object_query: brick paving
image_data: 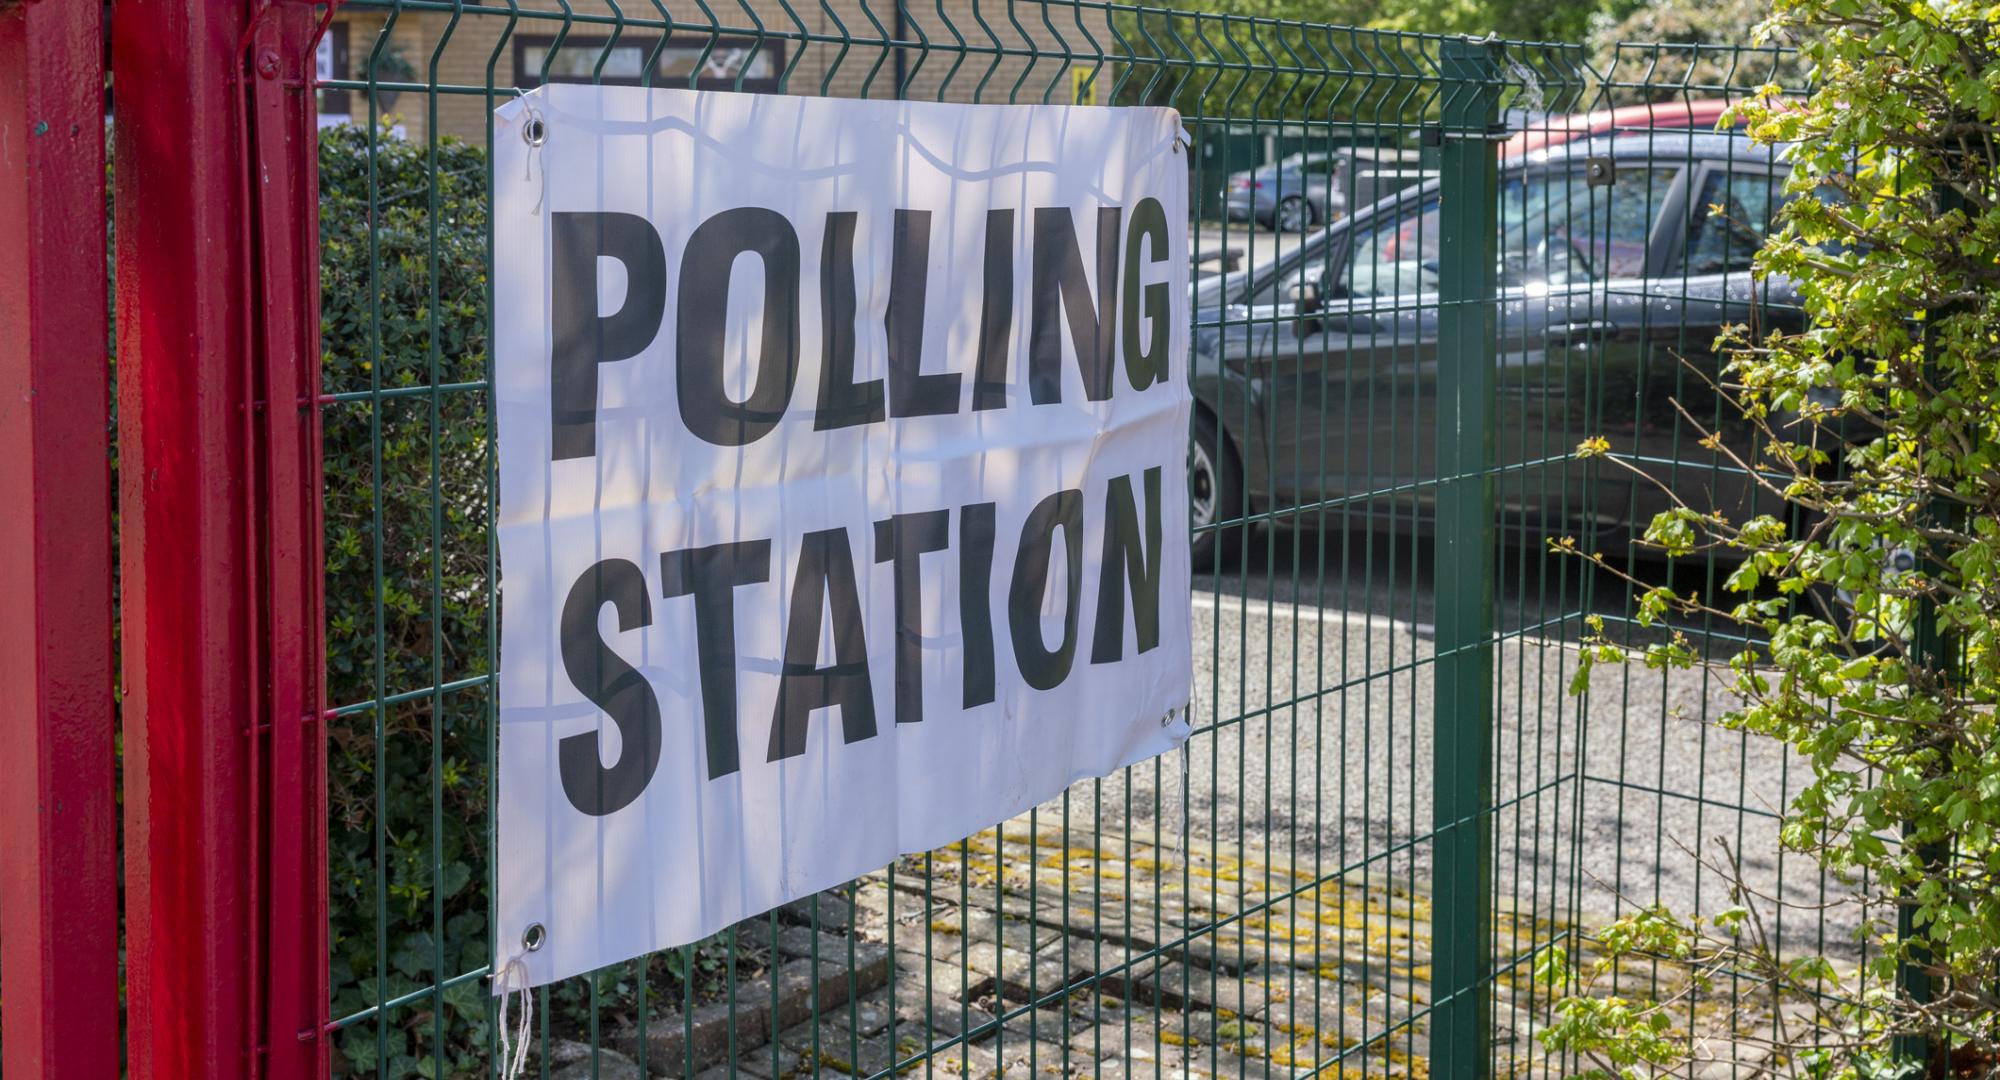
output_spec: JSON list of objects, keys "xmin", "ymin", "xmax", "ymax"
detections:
[
  {"xmin": 569, "ymin": 811, "xmax": 1817, "ymax": 1080},
  {"xmin": 831, "ymin": 816, "xmax": 1563, "ymax": 1080}
]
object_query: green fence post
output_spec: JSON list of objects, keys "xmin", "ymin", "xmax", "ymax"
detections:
[
  {"xmin": 1892, "ymin": 180, "xmax": 1965, "ymax": 1077},
  {"xmin": 1431, "ymin": 34, "xmax": 1501, "ymax": 1080}
]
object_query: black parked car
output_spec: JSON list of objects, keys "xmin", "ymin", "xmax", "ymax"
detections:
[{"xmin": 1190, "ymin": 133, "xmax": 1799, "ymax": 565}]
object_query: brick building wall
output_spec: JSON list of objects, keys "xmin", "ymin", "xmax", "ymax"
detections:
[{"xmin": 327, "ymin": 0, "xmax": 1118, "ymax": 148}]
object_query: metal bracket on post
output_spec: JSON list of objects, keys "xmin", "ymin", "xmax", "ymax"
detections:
[
  {"xmin": 1419, "ymin": 122, "xmax": 1512, "ymax": 147},
  {"xmin": 244, "ymin": 3, "xmax": 334, "ymax": 1076},
  {"xmin": 1430, "ymin": 35, "xmax": 1502, "ymax": 1080}
]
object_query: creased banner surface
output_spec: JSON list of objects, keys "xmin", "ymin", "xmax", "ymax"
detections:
[{"xmin": 494, "ymin": 85, "xmax": 1193, "ymax": 988}]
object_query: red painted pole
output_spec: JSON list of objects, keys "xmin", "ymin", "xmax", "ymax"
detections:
[
  {"xmin": 114, "ymin": 0, "xmax": 329, "ymax": 1075},
  {"xmin": 113, "ymin": 0, "xmax": 256, "ymax": 1072},
  {"xmin": 244, "ymin": 2, "xmax": 333, "ymax": 1075},
  {"xmin": 0, "ymin": 1, "xmax": 122, "ymax": 1075}
]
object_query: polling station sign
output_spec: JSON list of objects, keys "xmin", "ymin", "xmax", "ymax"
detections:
[{"xmin": 492, "ymin": 85, "xmax": 1193, "ymax": 989}]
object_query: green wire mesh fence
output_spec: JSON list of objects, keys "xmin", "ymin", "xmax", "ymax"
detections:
[{"xmin": 315, "ymin": 5, "xmax": 1819, "ymax": 1075}]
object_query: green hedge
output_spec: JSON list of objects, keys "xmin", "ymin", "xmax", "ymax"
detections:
[
  {"xmin": 321, "ymin": 122, "xmax": 495, "ymax": 1076},
  {"xmin": 319, "ymin": 123, "xmax": 756, "ymax": 1076}
]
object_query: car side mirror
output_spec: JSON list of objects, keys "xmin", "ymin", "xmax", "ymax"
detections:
[{"xmin": 1288, "ymin": 279, "xmax": 1323, "ymax": 337}]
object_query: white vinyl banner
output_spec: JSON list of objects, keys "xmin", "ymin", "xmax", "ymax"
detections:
[{"xmin": 492, "ymin": 85, "xmax": 1193, "ymax": 989}]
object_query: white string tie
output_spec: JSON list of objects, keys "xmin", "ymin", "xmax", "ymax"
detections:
[
  {"xmin": 520, "ymin": 97, "xmax": 549, "ymax": 217},
  {"xmin": 492, "ymin": 956, "xmax": 534, "ymax": 1080}
]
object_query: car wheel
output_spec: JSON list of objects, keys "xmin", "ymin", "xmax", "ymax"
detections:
[
  {"xmin": 1275, "ymin": 195, "xmax": 1312, "ymax": 233},
  {"xmin": 1190, "ymin": 411, "xmax": 1244, "ymax": 571}
]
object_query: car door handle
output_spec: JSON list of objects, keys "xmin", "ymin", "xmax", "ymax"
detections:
[
  {"xmin": 1546, "ymin": 321, "xmax": 1614, "ymax": 348},
  {"xmin": 1298, "ymin": 312, "xmax": 1377, "ymax": 337}
]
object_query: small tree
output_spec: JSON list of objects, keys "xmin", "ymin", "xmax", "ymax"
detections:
[
  {"xmin": 1584, "ymin": 0, "xmax": 1809, "ymax": 105},
  {"xmin": 1544, "ymin": 0, "xmax": 2000, "ymax": 1076}
]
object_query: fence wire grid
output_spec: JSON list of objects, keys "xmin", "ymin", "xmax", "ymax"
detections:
[{"xmin": 312, "ymin": 5, "xmax": 1826, "ymax": 1077}]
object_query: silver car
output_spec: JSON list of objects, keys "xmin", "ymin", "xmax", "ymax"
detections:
[{"xmin": 1222, "ymin": 147, "xmax": 1430, "ymax": 231}]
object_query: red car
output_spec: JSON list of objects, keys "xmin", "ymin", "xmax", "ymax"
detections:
[{"xmin": 1502, "ymin": 98, "xmax": 1739, "ymax": 158}]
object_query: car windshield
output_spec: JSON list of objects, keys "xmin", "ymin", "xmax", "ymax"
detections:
[{"xmin": 1240, "ymin": 159, "xmax": 1681, "ymax": 305}]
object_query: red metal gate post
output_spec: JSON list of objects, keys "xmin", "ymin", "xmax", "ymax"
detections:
[
  {"xmin": 0, "ymin": 1, "xmax": 122, "ymax": 1075},
  {"xmin": 244, "ymin": 2, "xmax": 334, "ymax": 1075},
  {"xmin": 113, "ymin": 0, "xmax": 330, "ymax": 1076}
]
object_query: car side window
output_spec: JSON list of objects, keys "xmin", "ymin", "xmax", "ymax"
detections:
[
  {"xmin": 1344, "ymin": 196, "xmax": 1442, "ymax": 298},
  {"xmin": 1683, "ymin": 168, "xmax": 1785, "ymax": 275},
  {"xmin": 1499, "ymin": 167, "xmax": 1675, "ymax": 286},
  {"xmin": 1243, "ymin": 191, "xmax": 1439, "ymax": 306}
]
